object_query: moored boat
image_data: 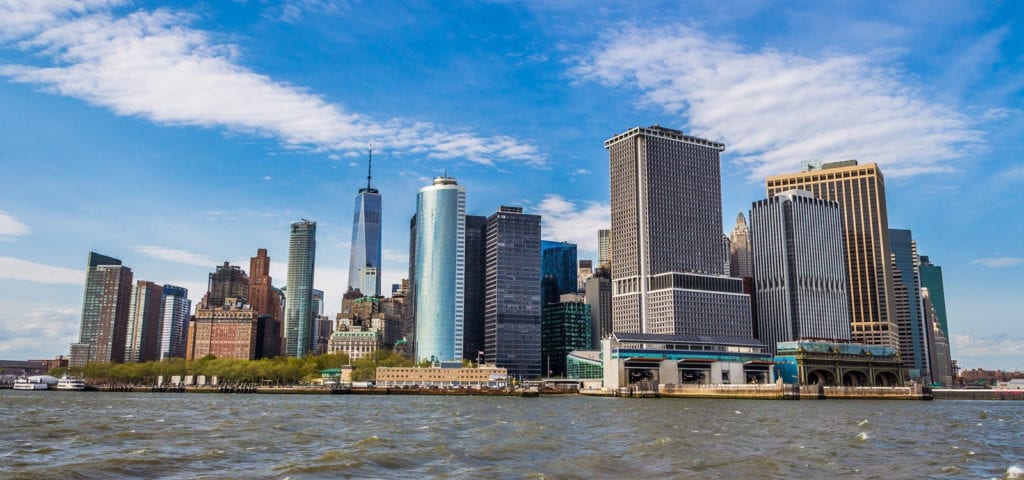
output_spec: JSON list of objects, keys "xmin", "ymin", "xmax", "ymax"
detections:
[
  {"xmin": 13, "ymin": 377, "xmax": 50, "ymax": 390},
  {"xmin": 56, "ymin": 375, "xmax": 87, "ymax": 391}
]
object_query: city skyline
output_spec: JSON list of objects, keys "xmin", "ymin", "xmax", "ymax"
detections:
[{"xmin": 0, "ymin": 1, "xmax": 1021, "ymax": 370}]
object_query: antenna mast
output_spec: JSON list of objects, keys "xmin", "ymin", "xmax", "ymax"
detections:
[{"xmin": 366, "ymin": 146, "xmax": 373, "ymax": 190}]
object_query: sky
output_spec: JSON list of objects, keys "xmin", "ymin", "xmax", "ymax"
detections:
[{"xmin": 0, "ymin": 0, "xmax": 1021, "ymax": 370}]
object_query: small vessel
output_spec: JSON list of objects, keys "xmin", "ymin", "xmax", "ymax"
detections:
[
  {"xmin": 56, "ymin": 375, "xmax": 86, "ymax": 391},
  {"xmin": 13, "ymin": 377, "xmax": 49, "ymax": 390}
]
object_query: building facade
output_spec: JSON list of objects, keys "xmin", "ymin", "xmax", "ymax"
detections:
[
  {"xmin": 462, "ymin": 215, "xmax": 487, "ymax": 361},
  {"xmin": 347, "ymin": 153, "xmax": 383, "ymax": 296},
  {"xmin": 597, "ymin": 228, "xmax": 610, "ymax": 269},
  {"xmin": 124, "ymin": 280, "xmax": 164, "ymax": 363},
  {"xmin": 766, "ymin": 161, "xmax": 898, "ymax": 348},
  {"xmin": 414, "ymin": 176, "xmax": 466, "ymax": 363},
  {"xmin": 158, "ymin": 285, "xmax": 191, "ymax": 360},
  {"xmin": 485, "ymin": 206, "xmax": 542, "ymax": 378},
  {"xmin": 728, "ymin": 212, "xmax": 753, "ymax": 278},
  {"xmin": 204, "ymin": 262, "xmax": 249, "ymax": 308},
  {"xmin": 919, "ymin": 256, "xmax": 949, "ymax": 338},
  {"xmin": 186, "ymin": 300, "xmax": 261, "ymax": 361},
  {"xmin": 541, "ymin": 240, "xmax": 578, "ymax": 295},
  {"xmin": 584, "ymin": 267, "xmax": 612, "ymax": 349},
  {"xmin": 889, "ymin": 229, "xmax": 929, "ymax": 379},
  {"xmin": 285, "ymin": 220, "xmax": 317, "ymax": 357},
  {"xmin": 605, "ymin": 125, "xmax": 752, "ymax": 338},
  {"xmin": 327, "ymin": 329, "xmax": 382, "ymax": 361},
  {"xmin": 750, "ymin": 190, "xmax": 852, "ymax": 355},
  {"xmin": 541, "ymin": 301, "xmax": 592, "ymax": 377},
  {"xmin": 71, "ymin": 252, "xmax": 134, "ymax": 366}
]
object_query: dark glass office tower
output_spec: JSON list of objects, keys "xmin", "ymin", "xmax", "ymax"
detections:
[
  {"xmin": 485, "ymin": 206, "xmax": 542, "ymax": 378},
  {"xmin": 541, "ymin": 240, "xmax": 578, "ymax": 295}
]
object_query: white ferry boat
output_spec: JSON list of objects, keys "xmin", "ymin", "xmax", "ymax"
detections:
[
  {"xmin": 13, "ymin": 377, "xmax": 49, "ymax": 390},
  {"xmin": 56, "ymin": 375, "xmax": 86, "ymax": 391}
]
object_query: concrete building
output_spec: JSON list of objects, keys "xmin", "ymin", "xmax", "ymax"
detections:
[
  {"xmin": 597, "ymin": 228, "xmax": 610, "ymax": 269},
  {"xmin": 187, "ymin": 299, "xmax": 267, "ymax": 361},
  {"xmin": 158, "ymin": 285, "xmax": 191, "ymax": 360},
  {"xmin": 125, "ymin": 280, "xmax": 164, "ymax": 363},
  {"xmin": 541, "ymin": 240, "xmax": 578, "ymax": 295},
  {"xmin": 71, "ymin": 252, "xmax": 133, "ymax": 366},
  {"xmin": 204, "ymin": 262, "xmax": 249, "ymax": 308},
  {"xmin": 602, "ymin": 333, "xmax": 773, "ymax": 390},
  {"xmin": 750, "ymin": 190, "xmax": 851, "ymax": 355},
  {"xmin": 377, "ymin": 366, "xmax": 508, "ymax": 387},
  {"xmin": 584, "ymin": 267, "xmax": 612, "ymax": 349},
  {"xmin": 347, "ymin": 151, "xmax": 383, "ymax": 296},
  {"xmin": 766, "ymin": 160, "xmax": 899, "ymax": 349},
  {"xmin": 604, "ymin": 126, "xmax": 753, "ymax": 338},
  {"xmin": 327, "ymin": 329, "xmax": 381, "ymax": 361},
  {"xmin": 577, "ymin": 260, "xmax": 593, "ymax": 293},
  {"xmin": 413, "ymin": 176, "xmax": 466, "ymax": 364},
  {"xmin": 485, "ymin": 206, "xmax": 542, "ymax": 379},
  {"xmin": 285, "ymin": 220, "xmax": 317, "ymax": 357},
  {"xmin": 728, "ymin": 212, "xmax": 753, "ymax": 278}
]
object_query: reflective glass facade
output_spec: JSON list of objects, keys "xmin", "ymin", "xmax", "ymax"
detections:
[
  {"xmin": 285, "ymin": 220, "xmax": 317, "ymax": 357},
  {"xmin": 541, "ymin": 240, "xmax": 578, "ymax": 294},
  {"xmin": 414, "ymin": 177, "xmax": 466, "ymax": 363},
  {"xmin": 158, "ymin": 285, "xmax": 191, "ymax": 360},
  {"xmin": 348, "ymin": 187, "xmax": 382, "ymax": 296}
]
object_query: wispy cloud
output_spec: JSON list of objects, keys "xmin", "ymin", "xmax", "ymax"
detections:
[
  {"xmin": 0, "ymin": 302, "xmax": 80, "ymax": 357},
  {"xmin": 0, "ymin": 257, "xmax": 84, "ymax": 284},
  {"xmin": 0, "ymin": 0, "xmax": 122, "ymax": 40},
  {"xmin": 134, "ymin": 245, "xmax": 215, "ymax": 268},
  {"xmin": 951, "ymin": 334, "xmax": 1024, "ymax": 370},
  {"xmin": 0, "ymin": 210, "xmax": 30, "ymax": 238},
  {"xmin": 0, "ymin": 5, "xmax": 545, "ymax": 167},
  {"xmin": 970, "ymin": 257, "xmax": 1023, "ymax": 268},
  {"xmin": 573, "ymin": 25, "xmax": 980, "ymax": 179},
  {"xmin": 535, "ymin": 194, "xmax": 609, "ymax": 254}
]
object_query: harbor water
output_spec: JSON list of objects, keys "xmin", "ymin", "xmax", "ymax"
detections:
[{"xmin": 1, "ymin": 390, "xmax": 1022, "ymax": 479}]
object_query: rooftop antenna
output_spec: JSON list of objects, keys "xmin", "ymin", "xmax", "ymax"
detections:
[{"xmin": 366, "ymin": 145, "xmax": 373, "ymax": 190}]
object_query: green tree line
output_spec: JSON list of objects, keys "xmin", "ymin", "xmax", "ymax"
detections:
[{"xmin": 49, "ymin": 350, "xmax": 424, "ymax": 384}]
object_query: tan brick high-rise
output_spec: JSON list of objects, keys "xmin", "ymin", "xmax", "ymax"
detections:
[{"xmin": 766, "ymin": 160, "xmax": 899, "ymax": 349}]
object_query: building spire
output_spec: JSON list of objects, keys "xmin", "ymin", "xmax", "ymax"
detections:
[{"xmin": 366, "ymin": 146, "xmax": 373, "ymax": 190}]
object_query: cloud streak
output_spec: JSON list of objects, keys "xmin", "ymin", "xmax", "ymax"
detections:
[
  {"xmin": 0, "ymin": 210, "xmax": 30, "ymax": 238},
  {"xmin": 970, "ymin": 257, "xmax": 1023, "ymax": 268},
  {"xmin": 0, "ymin": 5, "xmax": 544, "ymax": 167},
  {"xmin": 0, "ymin": 257, "xmax": 84, "ymax": 284},
  {"xmin": 574, "ymin": 25, "xmax": 980, "ymax": 179},
  {"xmin": 134, "ymin": 245, "xmax": 217, "ymax": 268}
]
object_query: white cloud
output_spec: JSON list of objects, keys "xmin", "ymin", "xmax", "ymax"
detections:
[
  {"xmin": 0, "ymin": 210, "xmax": 30, "ymax": 237},
  {"xmin": 134, "ymin": 245, "xmax": 215, "ymax": 268},
  {"xmin": 0, "ymin": 5, "xmax": 545, "ymax": 167},
  {"xmin": 0, "ymin": 257, "xmax": 84, "ymax": 284},
  {"xmin": 574, "ymin": 25, "xmax": 980, "ymax": 179},
  {"xmin": 535, "ymin": 194, "xmax": 609, "ymax": 255},
  {"xmin": 0, "ymin": 303, "xmax": 80, "ymax": 358},
  {"xmin": 262, "ymin": 175, "xmax": 272, "ymax": 181},
  {"xmin": 970, "ymin": 257, "xmax": 1023, "ymax": 268},
  {"xmin": 0, "ymin": 0, "xmax": 122, "ymax": 41},
  {"xmin": 951, "ymin": 334, "xmax": 1024, "ymax": 370}
]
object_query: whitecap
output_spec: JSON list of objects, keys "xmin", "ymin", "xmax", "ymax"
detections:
[
  {"xmin": 858, "ymin": 420, "xmax": 869, "ymax": 426},
  {"xmin": 1005, "ymin": 466, "xmax": 1024, "ymax": 479},
  {"xmin": 855, "ymin": 432, "xmax": 869, "ymax": 441}
]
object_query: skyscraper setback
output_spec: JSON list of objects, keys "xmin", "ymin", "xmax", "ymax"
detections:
[
  {"xmin": 605, "ymin": 125, "xmax": 752, "ymax": 338},
  {"xmin": 413, "ymin": 176, "xmax": 466, "ymax": 363},
  {"xmin": 285, "ymin": 220, "xmax": 317, "ymax": 357},
  {"xmin": 347, "ymin": 151, "xmax": 383, "ymax": 297},
  {"xmin": 766, "ymin": 160, "xmax": 899, "ymax": 349}
]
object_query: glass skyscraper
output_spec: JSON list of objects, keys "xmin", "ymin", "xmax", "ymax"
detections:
[
  {"xmin": 541, "ymin": 240, "xmax": 577, "ymax": 295},
  {"xmin": 890, "ymin": 229, "xmax": 929, "ymax": 379},
  {"xmin": 70, "ymin": 252, "xmax": 133, "ymax": 366},
  {"xmin": 414, "ymin": 176, "xmax": 466, "ymax": 363},
  {"xmin": 285, "ymin": 220, "xmax": 317, "ymax": 357},
  {"xmin": 347, "ymin": 153, "xmax": 382, "ymax": 296},
  {"xmin": 158, "ymin": 284, "xmax": 191, "ymax": 360}
]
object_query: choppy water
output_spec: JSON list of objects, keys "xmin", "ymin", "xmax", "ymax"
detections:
[{"xmin": 1, "ymin": 390, "xmax": 1022, "ymax": 479}]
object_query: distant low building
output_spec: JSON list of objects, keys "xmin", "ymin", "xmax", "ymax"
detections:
[
  {"xmin": 773, "ymin": 341, "xmax": 903, "ymax": 386},
  {"xmin": 327, "ymin": 329, "xmax": 381, "ymax": 361},
  {"xmin": 376, "ymin": 366, "xmax": 509, "ymax": 387}
]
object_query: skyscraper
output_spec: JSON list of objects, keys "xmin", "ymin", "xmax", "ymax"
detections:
[
  {"xmin": 889, "ymin": 229, "xmax": 929, "ymax": 379},
  {"xmin": 597, "ymin": 228, "xmax": 610, "ymax": 269},
  {"xmin": 285, "ymin": 220, "xmax": 317, "ymax": 357},
  {"xmin": 605, "ymin": 125, "xmax": 752, "ymax": 338},
  {"xmin": 125, "ymin": 280, "xmax": 164, "ymax": 363},
  {"xmin": 414, "ymin": 176, "xmax": 466, "ymax": 363},
  {"xmin": 750, "ymin": 190, "xmax": 851, "ymax": 355},
  {"xmin": 249, "ymin": 248, "xmax": 276, "ymax": 317},
  {"xmin": 462, "ymin": 215, "xmax": 487, "ymax": 361},
  {"xmin": 541, "ymin": 240, "xmax": 578, "ymax": 294},
  {"xmin": 541, "ymin": 300, "xmax": 592, "ymax": 377},
  {"xmin": 728, "ymin": 212, "xmax": 752, "ymax": 278},
  {"xmin": 766, "ymin": 160, "xmax": 898, "ymax": 348},
  {"xmin": 203, "ymin": 262, "xmax": 249, "ymax": 308},
  {"xmin": 584, "ymin": 266, "xmax": 612, "ymax": 349},
  {"xmin": 577, "ymin": 259, "xmax": 594, "ymax": 293},
  {"xmin": 71, "ymin": 252, "xmax": 133, "ymax": 366},
  {"xmin": 485, "ymin": 206, "xmax": 542, "ymax": 378},
  {"xmin": 919, "ymin": 256, "xmax": 949, "ymax": 338},
  {"xmin": 347, "ymin": 151, "xmax": 383, "ymax": 296},
  {"xmin": 158, "ymin": 284, "xmax": 191, "ymax": 360}
]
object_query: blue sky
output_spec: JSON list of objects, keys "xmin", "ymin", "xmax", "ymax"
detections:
[{"xmin": 0, "ymin": 1, "xmax": 1021, "ymax": 370}]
